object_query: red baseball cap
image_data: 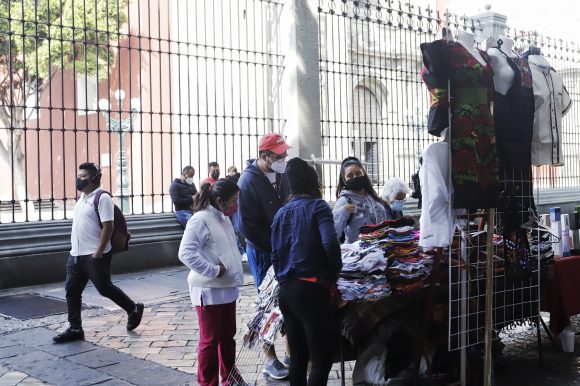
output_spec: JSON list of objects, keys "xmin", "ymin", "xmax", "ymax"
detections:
[{"xmin": 258, "ymin": 133, "xmax": 291, "ymax": 155}]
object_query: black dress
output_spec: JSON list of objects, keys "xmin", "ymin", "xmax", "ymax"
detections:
[{"xmin": 493, "ymin": 48, "xmax": 535, "ymax": 168}]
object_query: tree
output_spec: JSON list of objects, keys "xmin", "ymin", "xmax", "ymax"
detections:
[{"xmin": 0, "ymin": 0, "xmax": 127, "ymax": 217}]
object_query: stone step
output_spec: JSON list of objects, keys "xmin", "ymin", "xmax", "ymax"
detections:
[{"xmin": 0, "ymin": 213, "xmax": 183, "ymax": 259}]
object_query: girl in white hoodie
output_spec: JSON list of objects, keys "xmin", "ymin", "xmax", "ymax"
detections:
[{"xmin": 178, "ymin": 178, "xmax": 245, "ymax": 386}]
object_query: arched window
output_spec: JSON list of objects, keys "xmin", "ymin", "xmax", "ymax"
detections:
[{"xmin": 351, "ymin": 85, "xmax": 382, "ymax": 183}]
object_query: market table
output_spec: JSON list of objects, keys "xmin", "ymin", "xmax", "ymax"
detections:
[{"xmin": 541, "ymin": 255, "xmax": 580, "ymax": 335}]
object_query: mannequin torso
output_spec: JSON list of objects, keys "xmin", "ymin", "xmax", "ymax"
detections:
[
  {"xmin": 456, "ymin": 30, "xmax": 487, "ymax": 66},
  {"xmin": 487, "ymin": 35, "xmax": 516, "ymax": 95}
]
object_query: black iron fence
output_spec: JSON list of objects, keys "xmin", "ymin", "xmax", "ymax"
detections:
[
  {"xmin": 0, "ymin": 0, "xmax": 285, "ymax": 223},
  {"xmin": 0, "ymin": 0, "xmax": 579, "ymax": 223},
  {"xmin": 317, "ymin": 0, "xmax": 580, "ymax": 199}
]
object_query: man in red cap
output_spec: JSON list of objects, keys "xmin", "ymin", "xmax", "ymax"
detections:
[{"xmin": 232, "ymin": 132, "xmax": 291, "ymax": 379}]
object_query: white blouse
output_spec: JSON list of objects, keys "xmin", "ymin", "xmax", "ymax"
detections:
[
  {"xmin": 528, "ymin": 55, "xmax": 573, "ymax": 166},
  {"xmin": 419, "ymin": 141, "xmax": 457, "ymax": 249}
]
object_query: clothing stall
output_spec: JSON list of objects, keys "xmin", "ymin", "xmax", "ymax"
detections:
[{"xmin": 418, "ymin": 19, "xmax": 572, "ymax": 386}]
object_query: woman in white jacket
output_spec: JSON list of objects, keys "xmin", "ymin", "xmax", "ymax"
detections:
[{"xmin": 178, "ymin": 178, "xmax": 245, "ymax": 386}]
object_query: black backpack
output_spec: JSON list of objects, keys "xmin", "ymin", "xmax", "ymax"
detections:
[{"xmin": 93, "ymin": 191, "xmax": 131, "ymax": 253}]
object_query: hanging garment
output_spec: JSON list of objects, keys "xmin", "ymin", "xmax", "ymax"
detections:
[
  {"xmin": 418, "ymin": 141, "xmax": 455, "ymax": 249},
  {"xmin": 497, "ymin": 183, "xmax": 535, "ymax": 282},
  {"xmin": 420, "ymin": 40, "xmax": 499, "ymax": 209},
  {"xmin": 493, "ymin": 49, "xmax": 535, "ymax": 168},
  {"xmin": 527, "ymin": 55, "xmax": 572, "ymax": 166}
]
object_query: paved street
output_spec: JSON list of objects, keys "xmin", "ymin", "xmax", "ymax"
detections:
[
  {"xmin": 0, "ymin": 267, "xmax": 353, "ymax": 386},
  {"xmin": 0, "ymin": 266, "xmax": 579, "ymax": 386}
]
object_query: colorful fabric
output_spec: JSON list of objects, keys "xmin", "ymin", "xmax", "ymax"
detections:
[{"xmin": 420, "ymin": 40, "xmax": 499, "ymax": 210}]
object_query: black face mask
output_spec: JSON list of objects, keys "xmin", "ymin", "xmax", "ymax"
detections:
[
  {"xmin": 76, "ymin": 178, "xmax": 90, "ymax": 191},
  {"xmin": 211, "ymin": 171, "xmax": 220, "ymax": 180},
  {"xmin": 345, "ymin": 175, "xmax": 367, "ymax": 192}
]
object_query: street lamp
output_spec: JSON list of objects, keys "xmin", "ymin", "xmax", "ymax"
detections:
[{"xmin": 98, "ymin": 90, "xmax": 140, "ymax": 213}]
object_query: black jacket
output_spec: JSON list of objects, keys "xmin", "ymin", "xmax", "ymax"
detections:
[
  {"xmin": 169, "ymin": 178, "xmax": 197, "ymax": 210},
  {"xmin": 232, "ymin": 159, "xmax": 290, "ymax": 252}
]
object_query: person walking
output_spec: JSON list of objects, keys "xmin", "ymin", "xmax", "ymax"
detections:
[
  {"xmin": 333, "ymin": 157, "xmax": 386, "ymax": 243},
  {"xmin": 233, "ymin": 132, "xmax": 290, "ymax": 379},
  {"xmin": 271, "ymin": 157, "xmax": 342, "ymax": 386},
  {"xmin": 53, "ymin": 162, "xmax": 144, "ymax": 344},
  {"xmin": 178, "ymin": 179, "xmax": 246, "ymax": 386},
  {"xmin": 169, "ymin": 165, "xmax": 198, "ymax": 227}
]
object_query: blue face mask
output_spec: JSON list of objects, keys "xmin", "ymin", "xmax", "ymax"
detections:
[{"xmin": 391, "ymin": 200, "xmax": 405, "ymax": 212}]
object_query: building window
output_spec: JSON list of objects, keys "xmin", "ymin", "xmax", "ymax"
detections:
[{"xmin": 364, "ymin": 141, "xmax": 378, "ymax": 183}]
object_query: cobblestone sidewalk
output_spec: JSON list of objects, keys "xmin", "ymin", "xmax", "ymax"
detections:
[{"xmin": 2, "ymin": 266, "xmax": 580, "ymax": 385}]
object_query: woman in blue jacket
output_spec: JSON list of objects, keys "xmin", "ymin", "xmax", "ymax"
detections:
[{"xmin": 271, "ymin": 157, "xmax": 342, "ymax": 386}]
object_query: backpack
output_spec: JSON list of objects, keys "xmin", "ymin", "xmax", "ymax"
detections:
[{"xmin": 93, "ymin": 190, "xmax": 131, "ymax": 253}]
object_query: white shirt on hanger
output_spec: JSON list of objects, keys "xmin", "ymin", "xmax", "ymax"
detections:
[{"xmin": 419, "ymin": 139, "xmax": 457, "ymax": 249}]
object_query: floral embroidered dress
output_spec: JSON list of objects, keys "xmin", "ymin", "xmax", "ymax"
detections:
[{"xmin": 420, "ymin": 40, "xmax": 499, "ymax": 210}]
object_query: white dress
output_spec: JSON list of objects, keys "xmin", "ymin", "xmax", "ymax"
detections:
[{"xmin": 528, "ymin": 55, "xmax": 573, "ymax": 166}]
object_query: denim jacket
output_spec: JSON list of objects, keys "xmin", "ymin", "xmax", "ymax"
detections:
[{"xmin": 271, "ymin": 196, "xmax": 342, "ymax": 284}]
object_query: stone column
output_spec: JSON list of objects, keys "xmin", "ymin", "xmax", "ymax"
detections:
[
  {"xmin": 281, "ymin": 0, "xmax": 322, "ymax": 160},
  {"xmin": 470, "ymin": 4, "xmax": 508, "ymax": 45}
]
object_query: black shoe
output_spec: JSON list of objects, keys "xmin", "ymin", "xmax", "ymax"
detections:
[
  {"xmin": 53, "ymin": 328, "xmax": 84, "ymax": 344},
  {"xmin": 127, "ymin": 303, "xmax": 144, "ymax": 331}
]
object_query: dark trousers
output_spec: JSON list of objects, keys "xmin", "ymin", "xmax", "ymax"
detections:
[
  {"xmin": 195, "ymin": 301, "xmax": 238, "ymax": 386},
  {"xmin": 279, "ymin": 280, "xmax": 337, "ymax": 386},
  {"xmin": 65, "ymin": 253, "xmax": 136, "ymax": 329}
]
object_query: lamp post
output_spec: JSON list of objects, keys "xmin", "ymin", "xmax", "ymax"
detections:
[{"xmin": 98, "ymin": 90, "xmax": 140, "ymax": 213}]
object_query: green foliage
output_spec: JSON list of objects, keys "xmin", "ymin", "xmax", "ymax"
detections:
[{"xmin": 0, "ymin": 0, "xmax": 128, "ymax": 84}]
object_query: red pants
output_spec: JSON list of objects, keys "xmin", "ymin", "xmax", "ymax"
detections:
[{"xmin": 196, "ymin": 301, "xmax": 238, "ymax": 386}]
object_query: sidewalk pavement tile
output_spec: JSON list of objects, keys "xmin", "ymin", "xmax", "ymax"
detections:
[
  {"xmin": 38, "ymin": 340, "xmax": 97, "ymax": 357},
  {"xmin": 99, "ymin": 358, "xmax": 191, "ymax": 386},
  {"xmin": 66, "ymin": 347, "xmax": 133, "ymax": 369},
  {"xmin": 3, "ymin": 328, "xmax": 56, "ymax": 348},
  {"xmin": 3, "ymin": 351, "xmax": 112, "ymax": 386},
  {"xmin": 0, "ymin": 345, "xmax": 32, "ymax": 360}
]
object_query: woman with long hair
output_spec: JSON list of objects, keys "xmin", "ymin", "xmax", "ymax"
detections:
[
  {"xmin": 333, "ymin": 157, "xmax": 386, "ymax": 243},
  {"xmin": 271, "ymin": 157, "xmax": 342, "ymax": 386},
  {"xmin": 178, "ymin": 179, "xmax": 246, "ymax": 386}
]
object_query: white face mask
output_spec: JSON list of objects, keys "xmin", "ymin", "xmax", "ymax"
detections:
[
  {"xmin": 185, "ymin": 177, "xmax": 194, "ymax": 185},
  {"xmin": 270, "ymin": 159, "xmax": 287, "ymax": 174}
]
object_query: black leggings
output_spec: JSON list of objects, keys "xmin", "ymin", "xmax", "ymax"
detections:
[{"xmin": 279, "ymin": 279, "xmax": 338, "ymax": 386}]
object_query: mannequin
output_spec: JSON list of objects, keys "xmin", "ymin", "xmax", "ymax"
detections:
[
  {"xmin": 487, "ymin": 33, "xmax": 534, "ymax": 169},
  {"xmin": 487, "ymin": 35, "xmax": 516, "ymax": 95},
  {"xmin": 456, "ymin": 30, "xmax": 487, "ymax": 66}
]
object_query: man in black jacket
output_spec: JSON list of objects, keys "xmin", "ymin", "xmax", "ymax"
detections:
[
  {"xmin": 233, "ymin": 133, "xmax": 291, "ymax": 379},
  {"xmin": 169, "ymin": 166, "xmax": 197, "ymax": 227}
]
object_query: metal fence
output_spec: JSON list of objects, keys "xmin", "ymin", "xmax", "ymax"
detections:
[
  {"xmin": 0, "ymin": 0, "xmax": 579, "ymax": 223},
  {"xmin": 317, "ymin": 0, "xmax": 580, "ymax": 199},
  {"xmin": 0, "ymin": 0, "xmax": 285, "ymax": 223}
]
